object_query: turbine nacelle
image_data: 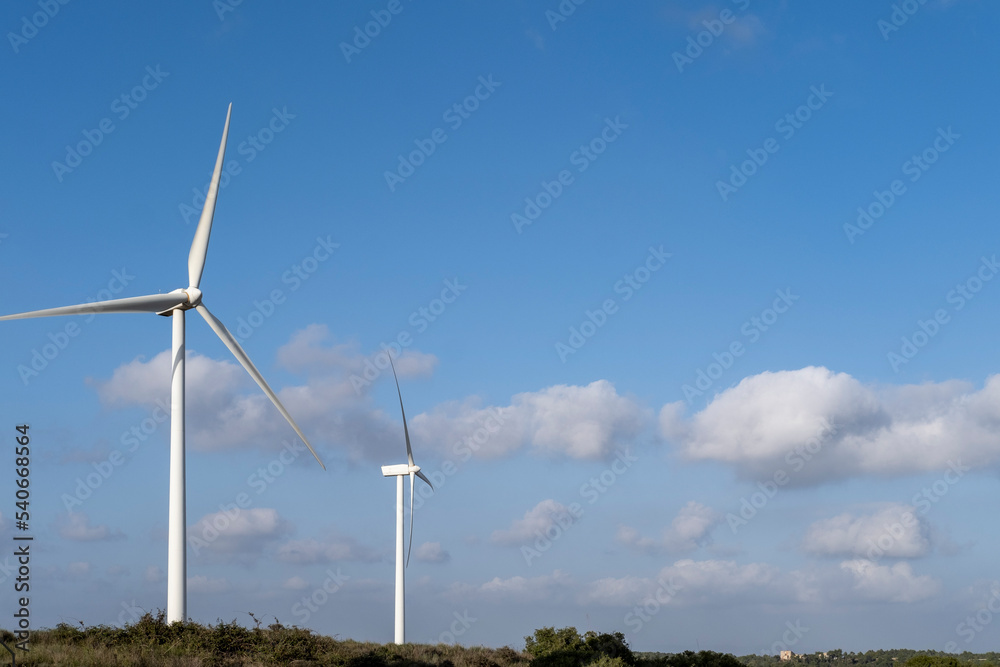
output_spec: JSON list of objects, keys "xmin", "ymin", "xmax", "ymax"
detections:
[
  {"xmin": 155, "ymin": 287, "xmax": 204, "ymax": 316},
  {"xmin": 381, "ymin": 463, "xmax": 420, "ymax": 477}
]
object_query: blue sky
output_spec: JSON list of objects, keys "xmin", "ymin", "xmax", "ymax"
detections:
[{"xmin": 1, "ymin": 0, "xmax": 999, "ymax": 655}]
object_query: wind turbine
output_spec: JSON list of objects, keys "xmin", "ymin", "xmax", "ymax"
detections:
[
  {"xmin": 381, "ymin": 356, "xmax": 433, "ymax": 644},
  {"xmin": 0, "ymin": 105, "xmax": 325, "ymax": 623}
]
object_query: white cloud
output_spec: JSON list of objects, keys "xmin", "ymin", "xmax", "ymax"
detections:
[
  {"xmin": 448, "ymin": 570, "xmax": 573, "ymax": 603},
  {"xmin": 283, "ymin": 576, "xmax": 310, "ymax": 590},
  {"xmin": 578, "ymin": 559, "xmax": 784, "ymax": 607},
  {"xmin": 617, "ymin": 501, "xmax": 722, "ymax": 554},
  {"xmin": 94, "ymin": 348, "xmax": 246, "ymax": 409},
  {"xmin": 491, "ymin": 500, "xmax": 575, "ymax": 546},
  {"xmin": 415, "ymin": 380, "xmax": 648, "ymax": 461},
  {"xmin": 189, "ymin": 575, "xmax": 231, "ymax": 593},
  {"xmin": 92, "ymin": 327, "xmax": 648, "ymax": 465},
  {"xmin": 276, "ymin": 324, "xmax": 438, "ymax": 380},
  {"xmin": 661, "ymin": 366, "xmax": 1000, "ymax": 483},
  {"xmin": 144, "ymin": 565, "xmax": 165, "ymax": 583},
  {"xmin": 414, "ymin": 541, "xmax": 450, "ymax": 563},
  {"xmin": 838, "ymin": 560, "xmax": 940, "ymax": 603},
  {"xmin": 276, "ymin": 533, "xmax": 379, "ymax": 564},
  {"xmin": 579, "ymin": 557, "xmax": 941, "ymax": 608},
  {"xmin": 57, "ymin": 512, "xmax": 124, "ymax": 542},
  {"xmin": 189, "ymin": 508, "xmax": 292, "ymax": 562},
  {"xmin": 802, "ymin": 504, "xmax": 930, "ymax": 559}
]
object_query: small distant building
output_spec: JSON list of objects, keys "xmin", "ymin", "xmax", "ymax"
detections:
[{"xmin": 780, "ymin": 651, "xmax": 794, "ymax": 661}]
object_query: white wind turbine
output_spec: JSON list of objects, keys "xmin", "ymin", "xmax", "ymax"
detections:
[
  {"xmin": 381, "ymin": 356, "xmax": 433, "ymax": 644},
  {"xmin": 0, "ymin": 105, "xmax": 325, "ymax": 623}
]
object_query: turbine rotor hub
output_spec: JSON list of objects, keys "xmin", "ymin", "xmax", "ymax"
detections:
[{"xmin": 184, "ymin": 287, "xmax": 203, "ymax": 307}]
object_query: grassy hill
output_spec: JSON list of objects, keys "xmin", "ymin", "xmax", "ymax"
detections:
[{"xmin": 1, "ymin": 616, "xmax": 997, "ymax": 667}]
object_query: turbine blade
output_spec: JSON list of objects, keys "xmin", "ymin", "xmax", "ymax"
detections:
[
  {"xmin": 406, "ymin": 471, "xmax": 415, "ymax": 567},
  {"xmin": 416, "ymin": 469, "xmax": 433, "ymax": 490},
  {"xmin": 388, "ymin": 356, "xmax": 415, "ymax": 466},
  {"xmin": 0, "ymin": 292, "xmax": 188, "ymax": 321},
  {"xmin": 194, "ymin": 303, "xmax": 326, "ymax": 470},
  {"xmin": 188, "ymin": 104, "xmax": 232, "ymax": 289}
]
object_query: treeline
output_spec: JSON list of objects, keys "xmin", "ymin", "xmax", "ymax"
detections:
[
  {"xmin": 736, "ymin": 650, "xmax": 1000, "ymax": 667},
  {"xmin": 1, "ymin": 618, "xmax": 995, "ymax": 667}
]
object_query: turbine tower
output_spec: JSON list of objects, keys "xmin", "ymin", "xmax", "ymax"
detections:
[
  {"xmin": 381, "ymin": 357, "xmax": 433, "ymax": 644},
  {"xmin": 0, "ymin": 105, "xmax": 325, "ymax": 623}
]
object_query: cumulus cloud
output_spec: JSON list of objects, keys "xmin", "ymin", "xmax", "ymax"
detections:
[
  {"xmin": 415, "ymin": 380, "xmax": 648, "ymax": 461},
  {"xmin": 277, "ymin": 324, "xmax": 438, "ymax": 380},
  {"xmin": 189, "ymin": 508, "xmax": 292, "ymax": 563},
  {"xmin": 276, "ymin": 533, "xmax": 380, "ymax": 564},
  {"xmin": 57, "ymin": 512, "xmax": 124, "ymax": 542},
  {"xmin": 838, "ymin": 560, "xmax": 940, "ymax": 602},
  {"xmin": 90, "ymin": 332, "xmax": 419, "ymax": 463},
  {"xmin": 92, "ymin": 325, "xmax": 649, "ymax": 465},
  {"xmin": 661, "ymin": 366, "xmax": 999, "ymax": 483},
  {"xmin": 491, "ymin": 500, "xmax": 577, "ymax": 546},
  {"xmin": 579, "ymin": 559, "xmax": 783, "ymax": 607},
  {"xmin": 447, "ymin": 570, "xmax": 573, "ymax": 603},
  {"xmin": 580, "ymin": 558, "xmax": 941, "ymax": 608},
  {"xmin": 414, "ymin": 542, "xmax": 450, "ymax": 563},
  {"xmin": 802, "ymin": 504, "xmax": 930, "ymax": 559},
  {"xmin": 617, "ymin": 501, "xmax": 723, "ymax": 554}
]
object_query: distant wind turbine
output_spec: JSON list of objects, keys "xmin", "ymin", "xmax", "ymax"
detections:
[
  {"xmin": 0, "ymin": 105, "xmax": 325, "ymax": 623},
  {"xmin": 381, "ymin": 356, "xmax": 433, "ymax": 644}
]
